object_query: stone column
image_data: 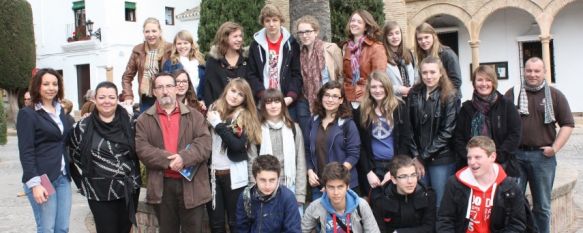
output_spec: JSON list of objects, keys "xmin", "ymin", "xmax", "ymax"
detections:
[
  {"xmin": 106, "ymin": 66, "xmax": 113, "ymax": 82},
  {"xmin": 469, "ymin": 40, "xmax": 480, "ymax": 72},
  {"xmin": 539, "ymin": 35, "xmax": 552, "ymax": 83}
]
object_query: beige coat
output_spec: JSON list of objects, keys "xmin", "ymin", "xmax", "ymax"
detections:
[{"xmin": 135, "ymin": 102, "xmax": 212, "ymax": 208}]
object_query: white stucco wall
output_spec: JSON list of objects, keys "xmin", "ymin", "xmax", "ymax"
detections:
[
  {"xmin": 551, "ymin": 1, "xmax": 583, "ymax": 112},
  {"xmin": 28, "ymin": 0, "xmax": 200, "ymax": 111},
  {"xmin": 477, "ymin": 8, "xmax": 535, "ymax": 97}
]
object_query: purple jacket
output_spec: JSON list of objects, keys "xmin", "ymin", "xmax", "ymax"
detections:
[{"xmin": 306, "ymin": 116, "xmax": 361, "ymax": 188}]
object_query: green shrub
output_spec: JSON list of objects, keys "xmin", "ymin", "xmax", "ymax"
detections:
[
  {"xmin": 0, "ymin": 97, "xmax": 6, "ymax": 145},
  {"xmin": 197, "ymin": 0, "xmax": 265, "ymax": 53}
]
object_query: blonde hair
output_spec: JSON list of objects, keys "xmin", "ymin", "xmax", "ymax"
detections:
[
  {"xmin": 142, "ymin": 17, "xmax": 166, "ymax": 60},
  {"xmin": 466, "ymin": 136, "xmax": 496, "ymax": 156},
  {"xmin": 360, "ymin": 71, "xmax": 400, "ymax": 127},
  {"xmin": 471, "ymin": 65, "xmax": 498, "ymax": 91},
  {"xmin": 170, "ymin": 30, "xmax": 205, "ymax": 65},
  {"xmin": 295, "ymin": 15, "xmax": 320, "ymax": 33},
  {"xmin": 213, "ymin": 78, "xmax": 262, "ymax": 144},
  {"xmin": 414, "ymin": 23, "xmax": 443, "ymax": 64},
  {"xmin": 212, "ymin": 21, "xmax": 244, "ymax": 56},
  {"xmin": 259, "ymin": 4, "xmax": 285, "ymax": 24}
]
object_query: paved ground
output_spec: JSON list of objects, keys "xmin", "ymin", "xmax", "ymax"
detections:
[{"xmin": 1, "ymin": 127, "xmax": 583, "ymax": 232}]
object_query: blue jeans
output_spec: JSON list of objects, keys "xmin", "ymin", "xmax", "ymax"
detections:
[
  {"xmin": 139, "ymin": 95, "xmax": 156, "ymax": 112},
  {"xmin": 288, "ymin": 98, "xmax": 311, "ymax": 140},
  {"xmin": 24, "ymin": 174, "xmax": 72, "ymax": 233},
  {"xmin": 421, "ymin": 162, "xmax": 456, "ymax": 209},
  {"xmin": 516, "ymin": 149, "xmax": 555, "ymax": 233}
]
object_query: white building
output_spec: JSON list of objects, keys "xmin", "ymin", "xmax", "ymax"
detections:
[{"xmin": 27, "ymin": 0, "xmax": 201, "ymax": 112}]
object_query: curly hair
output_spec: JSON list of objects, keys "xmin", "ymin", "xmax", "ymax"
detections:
[{"xmin": 312, "ymin": 81, "xmax": 352, "ymax": 120}]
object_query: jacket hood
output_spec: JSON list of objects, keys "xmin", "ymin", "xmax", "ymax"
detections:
[
  {"xmin": 321, "ymin": 189, "xmax": 359, "ymax": 216},
  {"xmin": 253, "ymin": 27, "xmax": 292, "ymax": 50},
  {"xmin": 456, "ymin": 163, "xmax": 506, "ymax": 190},
  {"xmin": 208, "ymin": 45, "xmax": 249, "ymax": 60}
]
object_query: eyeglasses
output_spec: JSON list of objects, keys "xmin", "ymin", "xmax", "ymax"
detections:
[
  {"xmin": 176, "ymin": 80, "xmax": 189, "ymax": 85},
  {"xmin": 396, "ymin": 173, "xmax": 418, "ymax": 181},
  {"xmin": 297, "ymin": 30, "xmax": 315, "ymax": 36},
  {"xmin": 154, "ymin": 84, "xmax": 176, "ymax": 91},
  {"xmin": 323, "ymin": 94, "xmax": 342, "ymax": 100}
]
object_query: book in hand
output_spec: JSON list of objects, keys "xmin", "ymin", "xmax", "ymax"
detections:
[
  {"xmin": 180, "ymin": 165, "xmax": 200, "ymax": 181},
  {"xmin": 40, "ymin": 174, "xmax": 55, "ymax": 196},
  {"xmin": 179, "ymin": 144, "xmax": 200, "ymax": 181}
]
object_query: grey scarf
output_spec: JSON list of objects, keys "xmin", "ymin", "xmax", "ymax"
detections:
[{"xmin": 520, "ymin": 80, "xmax": 556, "ymax": 124}]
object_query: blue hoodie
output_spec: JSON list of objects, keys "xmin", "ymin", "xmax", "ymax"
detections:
[{"xmin": 320, "ymin": 189, "xmax": 360, "ymax": 233}]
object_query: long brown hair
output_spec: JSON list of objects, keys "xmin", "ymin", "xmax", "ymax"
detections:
[
  {"xmin": 414, "ymin": 56, "xmax": 455, "ymax": 103},
  {"xmin": 212, "ymin": 78, "xmax": 261, "ymax": 144},
  {"xmin": 259, "ymin": 89, "xmax": 294, "ymax": 128},
  {"xmin": 172, "ymin": 69, "xmax": 201, "ymax": 111},
  {"xmin": 170, "ymin": 30, "xmax": 205, "ymax": 65},
  {"xmin": 382, "ymin": 21, "xmax": 413, "ymax": 65},
  {"xmin": 212, "ymin": 21, "xmax": 244, "ymax": 56},
  {"xmin": 312, "ymin": 81, "xmax": 352, "ymax": 119},
  {"xmin": 345, "ymin": 9, "xmax": 381, "ymax": 41},
  {"xmin": 360, "ymin": 71, "xmax": 400, "ymax": 127},
  {"xmin": 414, "ymin": 23, "xmax": 443, "ymax": 65}
]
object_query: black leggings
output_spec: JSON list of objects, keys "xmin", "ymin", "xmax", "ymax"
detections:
[
  {"xmin": 88, "ymin": 191, "xmax": 139, "ymax": 233},
  {"xmin": 206, "ymin": 173, "xmax": 245, "ymax": 233}
]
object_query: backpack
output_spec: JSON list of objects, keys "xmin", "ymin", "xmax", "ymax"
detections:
[{"xmin": 503, "ymin": 178, "xmax": 539, "ymax": 233}]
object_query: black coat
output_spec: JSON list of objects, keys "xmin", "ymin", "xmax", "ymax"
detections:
[
  {"xmin": 203, "ymin": 46, "xmax": 248, "ymax": 105},
  {"xmin": 453, "ymin": 92, "xmax": 521, "ymax": 165},
  {"xmin": 371, "ymin": 182, "xmax": 436, "ymax": 233},
  {"xmin": 408, "ymin": 86, "xmax": 459, "ymax": 165},
  {"xmin": 353, "ymin": 102, "xmax": 413, "ymax": 192},
  {"xmin": 438, "ymin": 47, "xmax": 462, "ymax": 91},
  {"xmin": 437, "ymin": 176, "xmax": 527, "ymax": 233}
]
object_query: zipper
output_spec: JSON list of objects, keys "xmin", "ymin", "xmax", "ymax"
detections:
[{"xmin": 258, "ymin": 202, "xmax": 264, "ymax": 233}]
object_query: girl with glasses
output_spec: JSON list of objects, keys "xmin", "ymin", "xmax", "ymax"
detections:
[{"xmin": 306, "ymin": 81, "xmax": 361, "ymax": 200}]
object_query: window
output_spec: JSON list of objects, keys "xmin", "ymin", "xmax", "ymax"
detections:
[
  {"xmin": 71, "ymin": 1, "xmax": 87, "ymax": 40},
  {"xmin": 165, "ymin": 7, "xmax": 174, "ymax": 25},
  {"xmin": 125, "ymin": 2, "xmax": 136, "ymax": 22}
]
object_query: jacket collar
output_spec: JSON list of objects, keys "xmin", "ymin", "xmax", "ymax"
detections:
[{"xmin": 145, "ymin": 101, "xmax": 191, "ymax": 116}]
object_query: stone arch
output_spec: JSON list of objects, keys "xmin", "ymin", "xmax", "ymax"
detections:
[
  {"xmin": 473, "ymin": 0, "xmax": 543, "ymax": 39},
  {"xmin": 544, "ymin": 0, "xmax": 582, "ymax": 35},
  {"xmin": 408, "ymin": 3, "xmax": 472, "ymax": 46}
]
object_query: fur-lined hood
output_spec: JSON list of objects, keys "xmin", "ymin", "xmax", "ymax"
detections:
[{"xmin": 207, "ymin": 45, "xmax": 249, "ymax": 60}]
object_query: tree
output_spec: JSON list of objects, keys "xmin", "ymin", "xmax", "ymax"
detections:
[
  {"xmin": 290, "ymin": 0, "xmax": 332, "ymax": 42},
  {"xmin": 198, "ymin": 0, "xmax": 265, "ymax": 53},
  {"xmin": 330, "ymin": 0, "xmax": 385, "ymax": 44},
  {"xmin": 0, "ymin": 0, "xmax": 36, "ymax": 127},
  {"xmin": 0, "ymin": 95, "xmax": 6, "ymax": 145}
]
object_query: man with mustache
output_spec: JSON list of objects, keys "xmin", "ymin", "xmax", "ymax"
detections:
[{"xmin": 136, "ymin": 72, "xmax": 212, "ymax": 233}]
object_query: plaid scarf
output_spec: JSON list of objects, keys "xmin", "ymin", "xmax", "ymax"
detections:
[
  {"xmin": 141, "ymin": 50, "xmax": 159, "ymax": 97},
  {"xmin": 348, "ymin": 37, "xmax": 365, "ymax": 86},
  {"xmin": 301, "ymin": 39, "xmax": 326, "ymax": 109},
  {"xmin": 520, "ymin": 80, "xmax": 556, "ymax": 124}
]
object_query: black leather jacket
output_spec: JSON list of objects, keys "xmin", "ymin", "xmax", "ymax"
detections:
[{"xmin": 408, "ymin": 86, "xmax": 459, "ymax": 165}]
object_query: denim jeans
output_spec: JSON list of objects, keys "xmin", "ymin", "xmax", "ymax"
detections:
[
  {"xmin": 421, "ymin": 162, "xmax": 456, "ymax": 209},
  {"xmin": 139, "ymin": 95, "xmax": 156, "ymax": 113},
  {"xmin": 24, "ymin": 174, "xmax": 72, "ymax": 233},
  {"xmin": 287, "ymin": 98, "xmax": 311, "ymax": 140},
  {"xmin": 516, "ymin": 149, "xmax": 556, "ymax": 233}
]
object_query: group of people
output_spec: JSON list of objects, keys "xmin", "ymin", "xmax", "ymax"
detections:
[{"xmin": 17, "ymin": 3, "xmax": 574, "ymax": 233}]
